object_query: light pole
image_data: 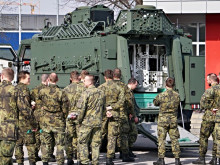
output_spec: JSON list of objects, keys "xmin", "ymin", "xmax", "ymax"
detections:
[
  {"xmin": 19, "ymin": 0, "xmax": 22, "ymax": 44},
  {"xmin": 57, "ymin": 0, "xmax": 59, "ymax": 26}
]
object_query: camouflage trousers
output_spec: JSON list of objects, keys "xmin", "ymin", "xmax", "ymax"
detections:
[
  {"xmin": 157, "ymin": 124, "xmax": 180, "ymax": 158},
  {"xmin": 78, "ymin": 125, "xmax": 102, "ymax": 165},
  {"xmin": 117, "ymin": 119, "xmax": 130, "ymax": 154},
  {"xmin": 107, "ymin": 120, "xmax": 120, "ymax": 158},
  {"xmin": 65, "ymin": 120, "xmax": 79, "ymax": 160},
  {"xmin": 15, "ymin": 130, "xmax": 36, "ymax": 163},
  {"xmin": 35, "ymin": 131, "xmax": 41, "ymax": 157},
  {"xmin": 215, "ymin": 122, "xmax": 220, "ymax": 158},
  {"xmin": 40, "ymin": 129, "xmax": 65, "ymax": 165},
  {"xmin": 0, "ymin": 140, "xmax": 16, "ymax": 165},
  {"xmin": 199, "ymin": 120, "xmax": 216, "ymax": 157},
  {"xmin": 128, "ymin": 120, "xmax": 138, "ymax": 148},
  {"xmin": 101, "ymin": 118, "xmax": 108, "ymax": 140}
]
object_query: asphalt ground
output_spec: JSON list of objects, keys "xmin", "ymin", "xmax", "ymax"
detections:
[{"xmin": 16, "ymin": 134, "xmax": 214, "ymax": 165}]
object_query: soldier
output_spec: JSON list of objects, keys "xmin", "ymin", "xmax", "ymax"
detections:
[
  {"xmin": 126, "ymin": 78, "xmax": 139, "ymax": 158},
  {"xmin": 0, "ymin": 68, "xmax": 18, "ymax": 165},
  {"xmin": 15, "ymin": 71, "xmax": 37, "ymax": 165},
  {"xmin": 77, "ymin": 75, "xmax": 105, "ymax": 165},
  {"xmin": 38, "ymin": 73, "xmax": 68, "ymax": 165},
  {"xmin": 31, "ymin": 74, "xmax": 56, "ymax": 162},
  {"xmin": 64, "ymin": 71, "xmax": 86, "ymax": 165},
  {"xmin": 153, "ymin": 77, "xmax": 181, "ymax": 165},
  {"xmin": 113, "ymin": 68, "xmax": 135, "ymax": 162},
  {"xmin": 98, "ymin": 69, "xmax": 125, "ymax": 165},
  {"xmin": 193, "ymin": 73, "xmax": 219, "ymax": 165}
]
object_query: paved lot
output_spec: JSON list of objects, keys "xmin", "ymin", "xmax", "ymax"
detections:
[{"xmin": 17, "ymin": 134, "xmax": 214, "ymax": 165}]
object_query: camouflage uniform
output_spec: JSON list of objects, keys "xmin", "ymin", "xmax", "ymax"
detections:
[
  {"xmin": 153, "ymin": 88, "xmax": 181, "ymax": 158},
  {"xmin": 31, "ymin": 84, "xmax": 47, "ymax": 158},
  {"xmin": 114, "ymin": 80, "xmax": 130, "ymax": 154},
  {"xmin": 98, "ymin": 80, "xmax": 125, "ymax": 159},
  {"xmin": 213, "ymin": 85, "xmax": 220, "ymax": 158},
  {"xmin": 38, "ymin": 84, "xmax": 68, "ymax": 165},
  {"xmin": 125, "ymin": 87, "xmax": 139, "ymax": 148},
  {"xmin": 15, "ymin": 82, "xmax": 36, "ymax": 164},
  {"xmin": 0, "ymin": 80, "xmax": 18, "ymax": 165},
  {"xmin": 63, "ymin": 81, "xmax": 85, "ymax": 160},
  {"xmin": 77, "ymin": 85, "xmax": 105, "ymax": 165},
  {"xmin": 198, "ymin": 82, "xmax": 219, "ymax": 158}
]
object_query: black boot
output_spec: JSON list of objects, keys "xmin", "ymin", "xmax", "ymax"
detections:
[
  {"xmin": 77, "ymin": 161, "xmax": 81, "ymax": 165},
  {"xmin": 208, "ymin": 157, "xmax": 217, "ymax": 165},
  {"xmin": 29, "ymin": 162, "xmax": 36, "ymax": 165},
  {"xmin": 129, "ymin": 148, "xmax": 136, "ymax": 158},
  {"xmin": 175, "ymin": 158, "xmax": 182, "ymax": 165},
  {"xmin": 153, "ymin": 158, "xmax": 165, "ymax": 165},
  {"xmin": 43, "ymin": 162, "xmax": 48, "ymax": 165},
  {"xmin": 67, "ymin": 159, "xmax": 74, "ymax": 165},
  {"xmin": 106, "ymin": 158, "xmax": 114, "ymax": 165},
  {"xmin": 35, "ymin": 155, "xmax": 41, "ymax": 162},
  {"xmin": 119, "ymin": 152, "xmax": 122, "ymax": 159},
  {"xmin": 48, "ymin": 155, "xmax": 56, "ymax": 162},
  {"xmin": 122, "ymin": 153, "xmax": 135, "ymax": 162},
  {"xmin": 192, "ymin": 157, "xmax": 206, "ymax": 164}
]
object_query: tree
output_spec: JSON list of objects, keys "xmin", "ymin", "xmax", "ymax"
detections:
[
  {"xmin": 61, "ymin": 0, "xmax": 143, "ymax": 11},
  {"xmin": 0, "ymin": 0, "xmax": 18, "ymax": 40}
]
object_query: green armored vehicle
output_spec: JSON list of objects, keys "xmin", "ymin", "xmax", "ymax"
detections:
[{"xmin": 17, "ymin": 5, "xmax": 204, "ymax": 148}]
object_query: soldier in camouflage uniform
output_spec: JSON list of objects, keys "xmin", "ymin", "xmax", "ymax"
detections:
[
  {"xmin": 64, "ymin": 71, "xmax": 86, "ymax": 165},
  {"xmin": 113, "ymin": 68, "xmax": 135, "ymax": 162},
  {"xmin": 15, "ymin": 71, "xmax": 37, "ymax": 165},
  {"xmin": 31, "ymin": 74, "xmax": 56, "ymax": 162},
  {"xmin": 214, "ymin": 80, "xmax": 220, "ymax": 164},
  {"xmin": 0, "ymin": 68, "xmax": 18, "ymax": 165},
  {"xmin": 193, "ymin": 73, "xmax": 219, "ymax": 165},
  {"xmin": 38, "ymin": 73, "xmax": 68, "ymax": 165},
  {"xmin": 126, "ymin": 78, "xmax": 139, "ymax": 158},
  {"xmin": 98, "ymin": 70, "xmax": 125, "ymax": 165},
  {"xmin": 76, "ymin": 75, "xmax": 105, "ymax": 165},
  {"xmin": 153, "ymin": 77, "xmax": 181, "ymax": 165}
]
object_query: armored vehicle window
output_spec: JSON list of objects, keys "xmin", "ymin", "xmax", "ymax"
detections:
[
  {"xmin": 23, "ymin": 47, "xmax": 31, "ymax": 60},
  {"xmin": 91, "ymin": 11, "xmax": 114, "ymax": 26},
  {"xmin": 0, "ymin": 47, "xmax": 15, "ymax": 61}
]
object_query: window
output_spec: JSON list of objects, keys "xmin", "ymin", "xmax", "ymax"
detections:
[{"xmin": 0, "ymin": 48, "xmax": 16, "ymax": 61}]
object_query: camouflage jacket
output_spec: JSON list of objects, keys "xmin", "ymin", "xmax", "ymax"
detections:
[
  {"xmin": 38, "ymin": 84, "xmax": 68, "ymax": 131},
  {"xmin": 76, "ymin": 85, "xmax": 105, "ymax": 127},
  {"xmin": 113, "ymin": 80, "xmax": 128, "ymax": 121},
  {"xmin": 63, "ymin": 81, "xmax": 86, "ymax": 115},
  {"xmin": 153, "ymin": 88, "xmax": 180, "ymax": 124},
  {"xmin": 125, "ymin": 87, "xmax": 140, "ymax": 119},
  {"xmin": 200, "ymin": 82, "xmax": 219, "ymax": 110},
  {"xmin": 98, "ymin": 80, "xmax": 125, "ymax": 120},
  {"xmin": 16, "ymin": 82, "xmax": 36, "ymax": 132},
  {"xmin": 200, "ymin": 83, "xmax": 220, "ymax": 122},
  {"xmin": 30, "ymin": 84, "xmax": 47, "ymax": 124},
  {"xmin": 0, "ymin": 80, "xmax": 18, "ymax": 140}
]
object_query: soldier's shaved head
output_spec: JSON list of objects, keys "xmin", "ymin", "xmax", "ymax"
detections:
[
  {"xmin": 70, "ymin": 71, "xmax": 79, "ymax": 81},
  {"xmin": 166, "ymin": 77, "xmax": 175, "ymax": 88},
  {"xmin": 104, "ymin": 70, "xmax": 113, "ymax": 79},
  {"xmin": 113, "ymin": 68, "xmax": 121, "ymax": 79},
  {"xmin": 41, "ymin": 74, "xmax": 49, "ymax": 82},
  {"xmin": 80, "ymin": 70, "xmax": 89, "ymax": 80},
  {"xmin": 18, "ymin": 71, "xmax": 30, "ymax": 81},
  {"xmin": 207, "ymin": 73, "xmax": 218, "ymax": 83},
  {"xmin": 84, "ymin": 75, "xmax": 94, "ymax": 87},
  {"xmin": 2, "ymin": 68, "xmax": 14, "ymax": 81},
  {"xmin": 49, "ymin": 73, "xmax": 58, "ymax": 83}
]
